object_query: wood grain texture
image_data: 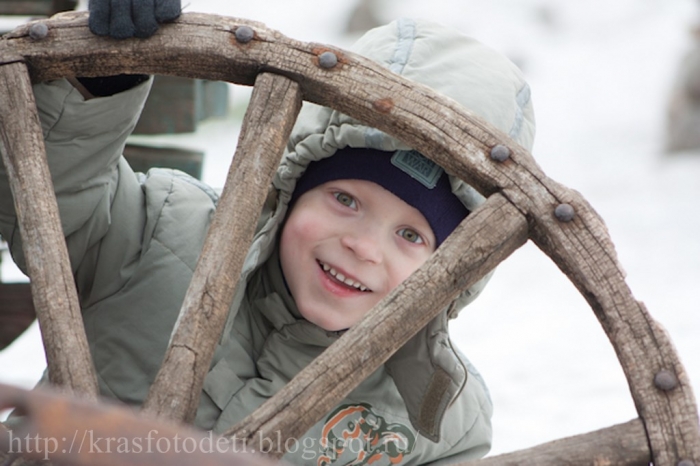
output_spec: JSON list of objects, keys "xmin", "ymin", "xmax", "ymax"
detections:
[
  {"xmin": 457, "ymin": 419, "xmax": 650, "ymax": 466},
  {"xmin": 142, "ymin": 73, "xmax": 302, "ymax": 423},
  {"xmin": 0, "ymin": 61, "xmax": 97, "ymax": 398},
  {"xmin": 0, "ymin": 12, "xmax": 697, "ymax": 464}
]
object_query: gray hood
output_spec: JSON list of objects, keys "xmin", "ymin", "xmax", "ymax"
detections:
[
  {"xmin": 241, "ymin": 18, "xmax": 535, "ymax": 441},
  {"xmin": 273, "ymin": 17, "xmax": 534, "ymax": 313}
]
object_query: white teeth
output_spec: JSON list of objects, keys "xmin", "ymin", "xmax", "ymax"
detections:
[{"xmin": 320, "ymin": 261, "xmax": 370, "ymax": 291}]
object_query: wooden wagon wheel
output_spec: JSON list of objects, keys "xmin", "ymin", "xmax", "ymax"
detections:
[{"xmin": 0, "ymin": 11, "xmax": 698, "ymax": 466}]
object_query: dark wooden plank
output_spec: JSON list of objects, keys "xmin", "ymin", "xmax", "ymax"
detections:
[
  {"xmin": 123, "ymin": 144, "xmax": 204, "ymax": 180},
  {"xmin": 132, "ymin": 76, "xmax": 229, "ymax": 135},
  {"xmin": 0, "ymin": 0, "xmax": 76, "ymax": 17},
  {"xmin": 0, "ymin": 283, "xmax": 35, "ymax": 351},
  {"xmin": 142, "ymin": 72, "xmax": 302, "ymax": 422}
]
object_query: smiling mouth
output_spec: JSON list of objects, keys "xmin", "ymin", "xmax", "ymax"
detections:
[{"xmin": 317, "ymin": 261, "xmax": 371, "ymax": 292}]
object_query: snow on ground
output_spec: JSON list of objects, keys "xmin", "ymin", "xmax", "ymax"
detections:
[{"xmin": 2, "ymin": 0, "xmax": 699, "ymax": 457}]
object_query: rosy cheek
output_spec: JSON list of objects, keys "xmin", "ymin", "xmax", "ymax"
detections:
[
  {"xmin": 285, "ymin": 211, "xmax": 319, "ymax": 240},
  {"xmin": 298, "ymin": 219, "xmax": 322, "ymax": 238}
]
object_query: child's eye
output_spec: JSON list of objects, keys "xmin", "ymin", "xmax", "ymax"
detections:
[
  {"xmin": 334, "ymin": 192, "xmax": 357, "ymax": 209},
  {"xmin": 398, "ymin": 228, "xmax": 424, "ymax": 244}
]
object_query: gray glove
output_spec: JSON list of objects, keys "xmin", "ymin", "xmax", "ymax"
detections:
[{"xmin": 88, "ymin": 0, "xmax": 181, "ymax": 39}]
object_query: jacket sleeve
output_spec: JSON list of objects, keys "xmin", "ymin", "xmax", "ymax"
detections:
[{"xmin": 0, "ymin": 77, "xmax": 152, "ymax": 298}]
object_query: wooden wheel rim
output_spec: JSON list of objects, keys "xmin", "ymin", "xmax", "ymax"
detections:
[{"xmin": 0, "ymin": 12, "xmax": 698, "ymax": 465}]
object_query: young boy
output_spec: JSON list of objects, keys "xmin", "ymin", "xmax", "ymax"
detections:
[{"xmin": 0, "ymin": 7, "xmax": 535, "ymax": 466}]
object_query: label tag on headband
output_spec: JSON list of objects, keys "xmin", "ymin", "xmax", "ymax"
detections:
[{"xmin": 391, "ymin": 150, "xmax": 443, "ymax": 189}]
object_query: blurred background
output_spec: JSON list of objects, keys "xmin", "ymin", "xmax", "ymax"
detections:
[{"xmin": 1, "ymin": 0, "xmax": 699, "ymax": 457}]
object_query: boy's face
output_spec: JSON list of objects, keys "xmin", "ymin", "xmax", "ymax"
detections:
[{"xmin": 280, "ymin": 179, "xmax": 436, "ymax": 331}]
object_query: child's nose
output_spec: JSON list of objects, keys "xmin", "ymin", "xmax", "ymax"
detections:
[{"xmin": 340, "ymin": 230, "xmax": 383, "ymax": 263}]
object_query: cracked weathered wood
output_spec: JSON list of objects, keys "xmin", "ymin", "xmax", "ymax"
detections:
[
  {"xmin": 0, "ymin": 60, "xmax": 97, "ymax": 398},
  {"xmin": 457, "ymin": 418, "xmax": 650, "ymax": 466},
  {"xmin": 0, "ymin": 11, "xmax": 698, "ymax": 464},
  {"xmin": 224, "ymin": 193, "xmax": 529, "ymax": 456},
  {"xmin": 142, "ymin": 72, "xmax": 302, "ymax": 423}
]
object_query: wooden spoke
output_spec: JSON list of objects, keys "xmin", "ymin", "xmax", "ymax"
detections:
[
  {"xmin": 224, "ymin": 193, "xmax": 528, "ymax": 456},
  {"xmin": 142, "ymin": 73, "xmax": 302, "ymax": 423},
  {"xmin": 0, "ymin": 60, "xmax": 97, "ymax": 398}
]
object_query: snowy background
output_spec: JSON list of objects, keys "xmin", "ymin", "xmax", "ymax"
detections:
[{"xmin": 2, "ymin": 0, "xmax": 700, "ymax": 457}]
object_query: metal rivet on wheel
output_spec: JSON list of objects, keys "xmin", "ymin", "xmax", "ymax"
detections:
[
  {"xmin": 234, "ymin": 26, "xmax": 255, "ymax": 44},
  {"xmin": 654, "ymin": 369, "xmax": 678, "ymax": 391},
  {"xmin": 554, "ymin": 203, "xmax": 575, "ymax": 222},
  {"xmin": 29, "ymin": 22, "xmax": 49, "ymax": 40},
  {"xmin": 490, "ymin": 144, "xmax": 510, "ymax": 162},
  {"xmin": 318, "ymin": 51, "xmax": 338, "ymax": 69}
]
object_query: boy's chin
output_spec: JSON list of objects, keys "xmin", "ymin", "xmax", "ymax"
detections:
[
  {"xmin": 320, "ymin": 324, "xmax": 350, "ymax": 333},
  {"xmin": 308, "ymin": 318, "xmax": 351, "ymax": 333},
  {"xmin": 299, "ymin": 307, "xmax": 358, "ymax": 332}
]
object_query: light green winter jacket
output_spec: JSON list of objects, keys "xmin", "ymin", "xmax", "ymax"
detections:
[{"xmin": 0, "ymin": 18, "xmax": 534, "ymax": 465}]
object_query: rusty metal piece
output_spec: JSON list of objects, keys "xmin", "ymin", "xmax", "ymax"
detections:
[
  {"xmin": 655, "ymin": 370, "xmax": 679, "ymax": 392},
  {"xmin": 234, "ymin": 26, "xmax": 254, "ymax": 44},
  {"xmin": 372, "ymin": 97, "xmax": 393, "ymax": 114},
  {"xmin": 318, "ymin": 51, "xmax": 338, "ymax": 69},
  {"xmin": 490, "ymin": 144, "xmax": 511, "ymax": 162},
  {"xmin": 554, "ymin": 203, "xmax": 575, "ymax": 222},
  {"xmin": 0, "ymin": 383, "xmax": 278, "ymax": 466},
  {"xmin": 28, "ymin": 23, "xmax": 49, "ymax": 41}
]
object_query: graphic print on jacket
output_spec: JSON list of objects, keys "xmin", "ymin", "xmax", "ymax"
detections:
[{"xmin": 318, "ymin": 403, "xmax": 416, "ymax": 465}]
